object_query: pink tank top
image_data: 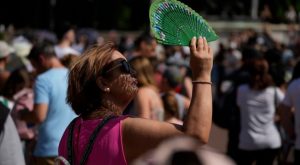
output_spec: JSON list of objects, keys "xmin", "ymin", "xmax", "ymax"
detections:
[{"xmin": 58, "ymin": 115, "xmax": 128, "ymax": 165}]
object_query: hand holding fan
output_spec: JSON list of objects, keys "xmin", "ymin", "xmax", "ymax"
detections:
[{"xmin": 149, "ymin": 0, "xmax": 218, "ymax": 46}]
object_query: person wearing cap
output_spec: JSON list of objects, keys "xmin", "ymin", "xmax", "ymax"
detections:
[{"xmin": 0, "ymin": 41, "xmax": 14, "ymax": 91}]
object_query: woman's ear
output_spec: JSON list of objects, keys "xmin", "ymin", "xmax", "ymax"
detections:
[{"xmin": 96, "ymin": 77, "xmax": 110, "ymax": 93}]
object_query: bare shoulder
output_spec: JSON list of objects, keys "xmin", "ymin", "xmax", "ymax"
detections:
[
  {"xmin": 138, "ymin": 86, "xmax": 154, "ymax": 93},
  {"xmin": 136, "ymin": 86, "xmax": 158, "ymax": 97}
]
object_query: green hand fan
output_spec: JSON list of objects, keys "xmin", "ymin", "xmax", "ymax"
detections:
[{"xmin": 149, "ymin": 0, "xmax": 219, "ymax": 46}]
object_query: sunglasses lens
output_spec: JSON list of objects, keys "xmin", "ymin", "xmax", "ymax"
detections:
[
  {"xmin": 123, "ymin": 62, "xmax": 130, "ymax": 73},
  {"xmin": 102, "ymin": 60, "xmax": 136, "ymax": 78},
  {"xmin": 122, "ymin": 61, "xmax": 135, "ymax": 75}
]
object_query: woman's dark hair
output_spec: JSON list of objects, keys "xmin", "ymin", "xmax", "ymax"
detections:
[
  {"xmin": 265, "ymin": 48, "xmax": 285, "ymax": 86},
  {"xmin": 1, "ymin": 68, "xmax": 32, "ymax": 99},
  {"xmin": 162, "ymin": 92, "xmax": 179, "ymax": 119},
  {"xmin": 248, "ymin": 57, "xmax": 274, "ymax": 90},
  {"xmin": 67, "ymin": 42, "xmax": 116, "ymax": 115}
]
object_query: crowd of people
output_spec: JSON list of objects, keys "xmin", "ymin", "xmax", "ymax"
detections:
[{"xmin": 0, "ymin": 22, "xmax": 300, "ymax": 165}]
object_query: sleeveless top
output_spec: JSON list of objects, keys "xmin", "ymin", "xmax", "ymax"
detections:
[
  {"xmin": 130, "ymin": 86, "xmax": 164, "ymax": 121},
  {"xmin": 58, "ymin": 115, "xmax": 128, "ymax": 165}
]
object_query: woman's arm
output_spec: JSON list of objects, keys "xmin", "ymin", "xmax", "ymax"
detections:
[{"xmin": 122, "ymin": 37, "xmax": 213, "ymax": 162}]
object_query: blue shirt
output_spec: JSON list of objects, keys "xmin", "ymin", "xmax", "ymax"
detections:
[{"xmin": 33, "ymin": 68, "xmax": 76, "ymax": 157}]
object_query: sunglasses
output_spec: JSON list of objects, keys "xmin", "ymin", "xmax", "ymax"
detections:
[{"xmin": 101, "ymin": 59, "xmax": 136, "ymax": 78}]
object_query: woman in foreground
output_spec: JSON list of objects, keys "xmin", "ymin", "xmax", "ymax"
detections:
[{"xmin": 58, "ymin": 37, "xmax": 213, "ymax": 165}]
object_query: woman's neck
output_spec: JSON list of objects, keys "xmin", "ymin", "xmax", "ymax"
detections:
[
  {"xmin": 82, "ymin": 103, "xmax": 123, "ymax": 120},
  {"xmin": 82, "ymin": 109, "xmax": 117, "ymax": 120}
]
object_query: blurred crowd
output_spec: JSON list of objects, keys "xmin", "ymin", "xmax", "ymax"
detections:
[{"xmin": 0, "ymin": 22, "xmax": 300, "ymax": 165}]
